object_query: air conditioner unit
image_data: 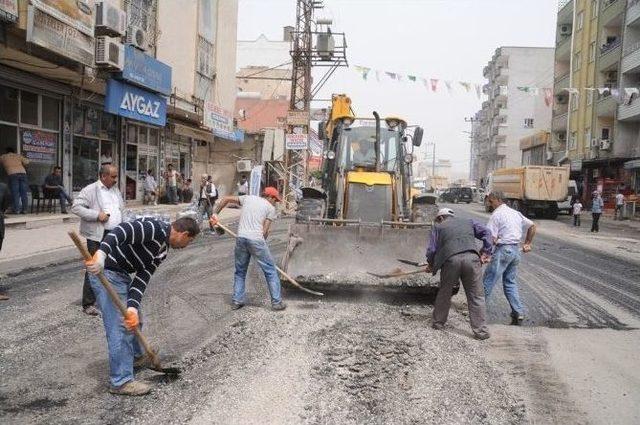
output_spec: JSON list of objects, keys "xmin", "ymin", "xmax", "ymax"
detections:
[
  {"xmin": 126, "ymin": 25, "xmax": 148, "ymax": 51},
  {"xmin": 591, "ymin": 138, "xmax": 599, "ymax": 147},
  {"xmin": 236, "ymin": 160, "xmax": 252, "ymax": 172},
  {"xmin": 95, "ymin": 36, "xmax": 124, "ymax": 70},
  {"xmin": 559, "ymin": 24, "xmax": 572, "ymax": 36},
  {"xmin": 95, "ymin": 1, "xmax": 126, "ymax": 36},
  {"xmin": 599, "ymin": 139, "xmax": 611, "ymax": 151}
]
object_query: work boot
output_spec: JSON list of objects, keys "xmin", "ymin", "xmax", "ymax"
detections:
[
  {"xmin": 510, "ymin": 314, "xmax": 524, "ymax": 326},
  {"xmin": 83, "ymin": 305, "xmax": 100, "ymax": 316},
  {"xmin": 0, "ymin": 293, "xmax": 9, "ymax": 301},
  {"xmin": 431, "ymin": 322, "xmax": 445, "ymax": 331},
  {"xmin": 271, "ymin": 302, "xmax": 286, "ymax": 311},
  {"xmin": 109, "ymin": 380, "xmax": 151, "ymax": 396},
  {"xmin": 474, "ymin": 332, "xmax": 490, "ymax": 340},
  {"xmin": 231, "ymin": 302, "xmax": 244, "ymax": 310}
]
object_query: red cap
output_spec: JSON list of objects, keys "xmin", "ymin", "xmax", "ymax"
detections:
[{"xmin": 263, "ymin": 186, "xmax": 282, "ymax": 202}]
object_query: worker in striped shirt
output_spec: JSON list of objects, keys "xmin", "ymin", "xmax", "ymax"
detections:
[{"xmin": 85, "ymin": 216, "xmax": 200, "ymax": 396}]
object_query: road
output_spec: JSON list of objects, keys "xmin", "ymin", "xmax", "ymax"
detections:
[{"xmin": 0, "ymin": 206, "xmax": 639, "ymax": 424}]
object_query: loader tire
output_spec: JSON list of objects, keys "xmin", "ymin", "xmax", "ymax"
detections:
[
  {"xmin": 295, "ymin": 198, "xmax": 325, "ymax": 223},
  {"xmin": 411, "ymin": 203, "xmax": 438, "ymax": 223}
]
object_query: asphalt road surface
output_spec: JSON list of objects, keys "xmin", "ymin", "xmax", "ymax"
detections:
[{"xmin": 1, "ymin": 207, "xmax": 639, "ymax": 424}]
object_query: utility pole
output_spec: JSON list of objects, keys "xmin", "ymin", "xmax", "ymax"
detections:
[
  {"xmin": 282, "ymin": 0, "xmax": 347, "ymax": 212},
  {"xmin": 465, "ymin": 116, "xmax": 480, "ymax": 184}
]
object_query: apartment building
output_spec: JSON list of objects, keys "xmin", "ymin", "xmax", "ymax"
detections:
[
  {"xmin": 551, "ymin": 0, "xmax": 639, "ymax": 206},
  {"xmin": 471, "ymin": 46, "xmax": 554, "ymax": 185},
  {"xmin": 0, "ymin": 0, "xmax": 238, "ymax": 204}
]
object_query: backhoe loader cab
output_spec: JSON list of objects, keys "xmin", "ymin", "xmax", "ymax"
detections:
[{"xmin": 282, "ymin": 94, "xmax": 439, "ymax": 291}]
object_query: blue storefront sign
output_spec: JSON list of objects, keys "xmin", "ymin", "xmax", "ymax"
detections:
[
  {"xmin": 119, "ymin": 45, "xmax": 172, "ymax": 96},
  {"xmin": 105, "ymin": 79, "xmax": 167, "ymax": 126}
]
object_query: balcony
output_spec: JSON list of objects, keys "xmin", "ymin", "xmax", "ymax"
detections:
[
  {"xmin": 600, "ymin": 0, "xmax": 624, "ymax": 27},
  {"xmin": 618, "ymin": 97, "xmax": 640, "ymax": 121},
  {"xmin": 552, "ymin": 112, "xmax": 568, "ymax": 131},
  {"xmin": 556, "ymin": 36, "xmax": 571, "ymax": 61},
  {"xmin": 599, "ymin": 39, "xmax": 622, "ymax": 71},
  {"xmin": 621, "ymin": 41, "xmax": 640, "ymax": 74},
  {"xmin": 626, "ymin": 0, "xmax": 640, "ymax": 27},
  {"xmin": 554, "ymin": 73, "xmax": 570, "ymax": 93},
  {"xmin": 597, "ymin": 95, "xmax": 616, "ymax": 117}
]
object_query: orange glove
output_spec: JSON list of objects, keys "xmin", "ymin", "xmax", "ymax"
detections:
[
  {"xmin": 209, "ymin": 214, "xmax": 220, "ymax": 227},
  {"xmin": 123, "ymin": 307, "xmax": 139, "ymax": 331}
]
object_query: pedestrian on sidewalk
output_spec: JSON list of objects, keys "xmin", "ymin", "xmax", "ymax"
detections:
[
  {"xmin": 572, "ymin": 199, "xmax": 583, "ymax": 227},
  {"xmin": 590, "ymin": 190, "xmax": 604, "ymax": 232},
  {"xmin": 615, "ymin": 191, "xmax": 625, "ymax": 220},
  {"xmin": 71, "ymin": 165, "xmax": 124, "ymax": 316},
  {"xmin": 164, "ymin": 164, "xmax": 178, "ymax": 205},
  {"xmin": 181, "ymin": 178, "xmax": 194, "ymax": 203},
  {"xmin": 483, "ymin": 191, "xmax": 537, "ymax": 326},
  {"xmin": 0, "ymin": 182, "xmax": 9, "ymax": 300},
  {"xmin": 426, "ymin": 208, "xmax": 492, "ymax": 340},
  {"xmin": 0, "ymin": 147, "xmax": 29, "ymax": 214},
  {"xmin": 43, "ymin": 166, "xmax": 73, "ymax": 214},
  {"xmin": 237, "ymin": 175, "xmax": 248, "ymax": 196},
  {"xmin": 143, "ymin": 170, "xmax": 157, "ymax": 206},
  {"xmin": 211, "ymin": 187, "xmax": 286, "ymax": 311},
  {"xmin": 84, "ymin": 216, "xmax": 200, "ymax": 396}
]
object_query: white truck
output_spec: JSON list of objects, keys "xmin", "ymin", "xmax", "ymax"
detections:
[{"xmin": 485, "ymin": 166, "xmax": 570, "ymax": 219}]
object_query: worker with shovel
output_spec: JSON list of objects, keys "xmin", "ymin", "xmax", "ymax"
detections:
[
  {"xmin": 210, "ymin": 187, "xmax": 286, "ymax": 311},
  {"xmin": 426, "ymin": 208, "xmax": 492, "ymax": 340},
  {"xmin": 84, "ymin": 216, "xmax": 200, "ymax": 395}
]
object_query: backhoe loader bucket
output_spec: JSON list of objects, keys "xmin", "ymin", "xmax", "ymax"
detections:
[{"xmin": 282, "ymin": 219, "xmax": 439, "ymax": 292}]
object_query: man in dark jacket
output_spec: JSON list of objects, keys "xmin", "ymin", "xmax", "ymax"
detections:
[
  {"xmin": 0, "ymin": 182, "xmax": 9, "ymax": 300},
  {"xmin": 426, "ymin": 208, "xmax": 492, "ymax": 339}
]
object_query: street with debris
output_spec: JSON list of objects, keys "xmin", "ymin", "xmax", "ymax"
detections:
[{"xmin": 1, "ymin": 203, "xmax": 638, "ymax": 424}]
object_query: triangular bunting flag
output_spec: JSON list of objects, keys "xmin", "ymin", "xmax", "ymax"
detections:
[
  {"xmin": 459, "ymin": 82, "xmax": 471, "ymax": 92},
  {"xmin": 408, "ymin": 75, "xmax": 417, "ymax": 82},
  {"xmin": 430, "ymin": 79, "xmax": 439, "ymax": 92},
  {"xmin": 445, "ymin": 81, "xmax": 453, "ymax": 94},
  {"xmin": 385, "ymin": 72, "xmax": 398, "ymax": 80},
  {"xmin": 475, "ymin": 84, "xmax": 482, "ymax": 99}
]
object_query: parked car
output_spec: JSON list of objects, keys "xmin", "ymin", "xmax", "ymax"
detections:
[{"xmin": 439, "ymin": 187, "xmax": 473, "ymax": 204}]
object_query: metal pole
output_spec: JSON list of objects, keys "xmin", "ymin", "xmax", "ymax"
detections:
[{"xmin": 432, "ymin": 143, "xmax": 436, "ymax": 178}]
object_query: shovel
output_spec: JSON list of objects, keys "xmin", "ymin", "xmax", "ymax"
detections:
[
  {"xmin": 211, "ymin": 222, "xmax": 324, "ymax": 297},
  {"xmin": 367, "ymin": 268, "xmax": 428, "ymax": 279},
  {"xmin": 397, "ymin": 258, "xmax": 428, "ymax": 267},
  {"xmin": 68, "ymin": 231, "xmax": 181, "ymax": 375}
]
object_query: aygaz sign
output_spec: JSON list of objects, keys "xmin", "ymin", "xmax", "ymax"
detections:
[{"xmin": 104, "ymin": 79, "xmax": 167, "ymax": 126}]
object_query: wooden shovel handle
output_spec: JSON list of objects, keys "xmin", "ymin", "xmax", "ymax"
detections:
[
  {"xmin": 214, "ymin": 222, "xmax": 324, "ymax": 297},
  {"xmin": 68, "ymin": 231, "xmax": 162, "ymax": 369}
]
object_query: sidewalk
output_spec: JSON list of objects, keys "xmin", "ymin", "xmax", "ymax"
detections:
[{"xmin": 0, "ymin": 204, "xmax": 241, "ymax": 277}]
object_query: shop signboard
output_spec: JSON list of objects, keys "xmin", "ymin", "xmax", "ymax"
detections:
[
  {"xmin": 120, "ymin": 45, "xmax": 172, "ymax": 96},
  {"xmin": 31, "ymin": 0, "xmax": 95, "ymax": 35},
  {"xmin": 20, "ymin": 129, "xmax": 57, "ymax": 164},
  {"xmin": 286, "ymin": 110, "xmax": 310, "ymax": 126},
  {"xmin": 570, "ymin": 159, "xmax": 582, "ymax": 172},
  {"xmin": 26, "ymin": 6, "xmax": 94, "ymax": 66},
  {"xmin": 0, "ymin": 0, "xmax": 18, "ymax": 23},
  {"xmin": 104, "ymin": 79, "xmax": 167, "ymax": 127},
  {"xmin": 285, "ymin": 133, "xmax": 308, "ymax": 150},
  {"xmin": 204, "ymin": 102, "xmax": 244, "ymax": 142}
]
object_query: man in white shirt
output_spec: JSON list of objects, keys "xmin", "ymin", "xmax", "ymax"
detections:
[
  {"xmin": 237, "ymin": 175, "xmax": 249, "ymax": 196},
  {"xmin": 615, "ymin": 191, "xmax": 625, "ymax": 220},
  {"xmin": 71, "ymin": 164, "xmax": 124, "ymax": 316},
  {"xmin": 211, "ymin": 187, "xmax": 285, "ymax": 311},
  {"xmin": 483, "ymin": 191, "xmax": 536, "ymax": 326},
  {"xmin": 143, "ymin": 169, "xmax": 158, "ymax": 206},
  {"xmin": 164, "ymin": 164, "xmax": 178, "ymax": 205}
]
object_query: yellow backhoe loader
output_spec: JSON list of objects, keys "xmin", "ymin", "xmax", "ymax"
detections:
[{"xmin": 282, "ymin": 94, "xmax": 440, "ymax": 291}]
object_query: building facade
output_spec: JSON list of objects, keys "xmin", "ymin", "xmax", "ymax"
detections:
[
  {"xmin": 0, "ymin": 0, "xmax": 238, "ymax": 207},
  {"xmin": 471, "ymin": 46, "xmax": 555, "ymax": 185},
  {"xmin": 551, "ymin": 0, "xmax": 639, "ymax": 206}
]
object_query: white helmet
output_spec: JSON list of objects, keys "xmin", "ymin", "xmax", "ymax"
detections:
[{"xmin": 436, "ymin": 208, "xmax": 455, "ymax": 218}]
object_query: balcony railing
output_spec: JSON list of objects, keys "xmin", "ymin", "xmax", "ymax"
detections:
[{"xmin": 600, "ymin": 38, "xmax": 622, "ymax": 56}]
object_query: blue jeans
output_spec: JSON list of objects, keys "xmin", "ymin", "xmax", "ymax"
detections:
[
  {"xmin": 9, "ymin": 173, "xmax": 28, "ymax": 213},
  {"xmin": 483, "ymin": 244, "xmax": 524, "ymax": 317},
  {"xmin": 89, "ymin": 269, "xmax": 143, "ymax": 387},
  {"xmin": 166, "ymin": 185, "xmax": 177, "ymax": 204},
  {"xmin": 233, "ymin": 237, "xmax": 282, "ymax": 305}
]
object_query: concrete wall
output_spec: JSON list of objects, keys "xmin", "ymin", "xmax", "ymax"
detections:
[
  {"xmin": 237, "ymin": 34, "xmax": 291, "ymax": 70},
  {"xmin": 214, "ymin": 0, "xmax": 239, "ymax": 112}
]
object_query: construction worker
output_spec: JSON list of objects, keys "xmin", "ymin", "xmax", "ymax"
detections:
[
  {"xmin": 210, "ymin": 187, "xmax": 285, "ymax": 311},
  {"xmin": 85, "ymin": 216, "xmax": 200, "ymax": 395},
  {"xmin": 426, "ymin": 208, "xmax": 492, "ymax": 340}
]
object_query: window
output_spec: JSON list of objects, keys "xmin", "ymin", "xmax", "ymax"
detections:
[
  {"xmin": 577, "ymin": 11, "xmax": 584, "ymax": 31},
  {"xmin": 524, "ymin": 118, "xmax": 534, "ymax": 128},
  {"xmin": 41, "ymin": 96, "xmax": 59, "ymax": 130},
  {"xmin": 0, "ymin": 85, "xmax": 18, "ymax": 123},
  {"xmin": 589, "ymin": 42, "xmax": 596, "ymax": 62},
  {"xmin": 585, "ymin": 128, "xmax": 591, "ymax": 148},
  {"xmin": 591, "ymin": 0, "xmax": 598, "ymax": 18},
  {"xmin": 601, "ymin": 127, "xmax": 610, "ymax": 139},
  {"xmin": 571, "ymin": 93, "xmax": 579, "ymax": 111},
  {"xmin": 20, "ymin": 91, "xmax": 38, "ymax": 125},
  {"xmin": 587, "ymin": 90, "xmax": 593, "ymax": 105},
  {"xmin": 573, "ymin": 51, "xmax": 582, "ymax": 71},
  {"xmin": 569, "ymin": 131, "xmax": 577, "ymax": 150}
]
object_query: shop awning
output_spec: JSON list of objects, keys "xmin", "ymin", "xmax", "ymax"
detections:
[
  {"xmin": 170, "ymin": 123, "xmax": 215, "ymax": 143},
  {"xmin": 624, "ymin": 159, "xmax": 640, "ymax": 169}
]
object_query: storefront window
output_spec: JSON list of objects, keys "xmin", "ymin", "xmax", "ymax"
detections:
[
  {"xmin": 101, "ymin": 113, "xmax": 117, "ymax": 140},
  {"xmin": 0, "ymin": 85, "xmax": 18, "ymax": 123},
  {"xmin": 21, "ymin": 91, "xmax": 38, "ymax": 125},
  {"xmin": 73, "ymin": 107, "xmax": 84, "ymax": 134},
  {"xmin": 85, "ymin": 107, "xmax": 100, "ymax": 136},
  {"xmin": 42, "ymin": 96, "xmax": 60, "ymax": 130},
  {"xmin": 72, "ymin": 138, "xmax": 99, "ymax": 191},
  {"xmin": 125, "ymin": 143, "xmax": 138, "ymax": 200},
  {"xmin": 124, "ymin": 122, "xmax": 161, "ymax": 201}
]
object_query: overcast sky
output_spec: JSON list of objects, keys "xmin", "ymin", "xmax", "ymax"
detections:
[{"xmin": 237, "ymin": 0, "xmax": 558, "ymax": 178}]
